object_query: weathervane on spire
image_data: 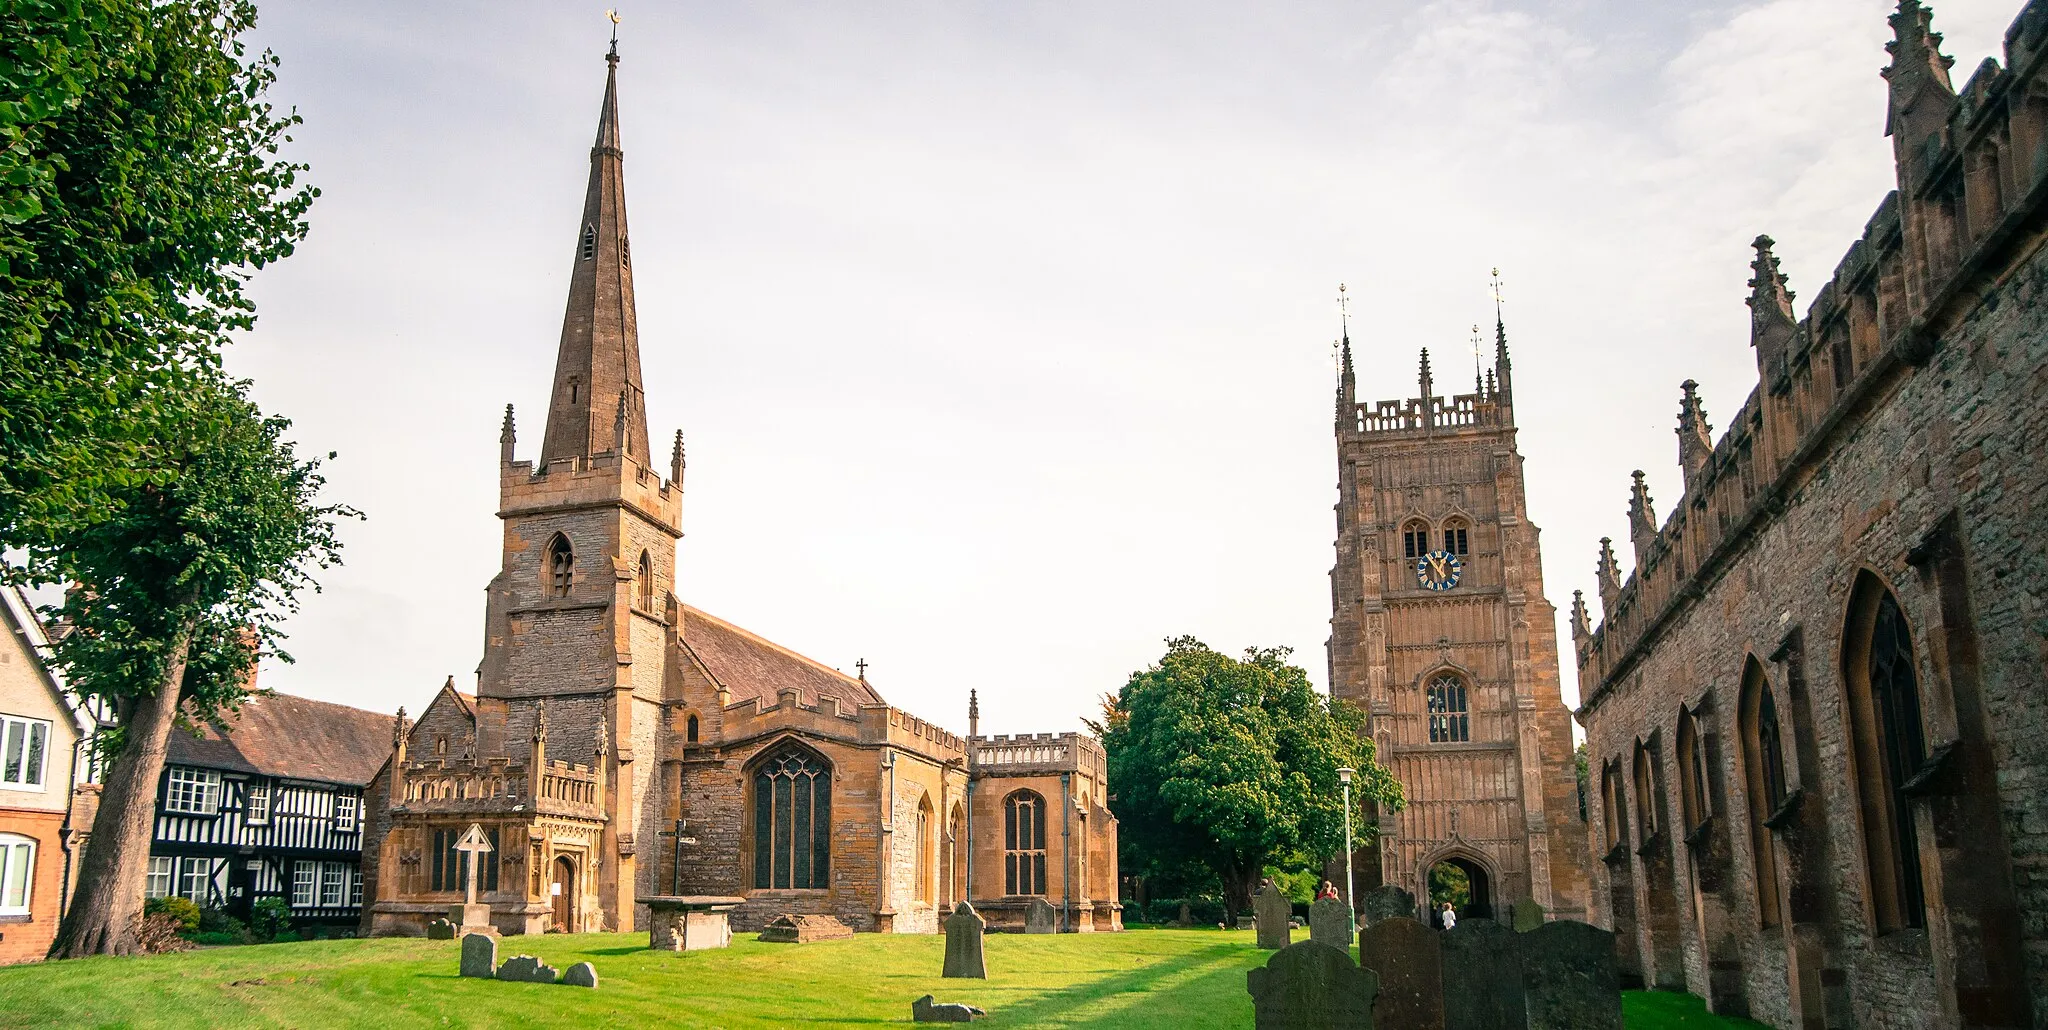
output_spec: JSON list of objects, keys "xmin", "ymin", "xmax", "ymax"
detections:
[
  {"xmin": 1471, "ymin": 323, "xmax": 1484, "ymax": 389},
  {"xmin": 1489, "ymin": 267, "xmax": 1504, "ymax": 321},
  {"xmin": 605, "ymin": 9, "xmax": 622, "ymax": 56},
  {"xmin": 1334, "ymin": 282, "xmax": 1350, "ymax": 373}
]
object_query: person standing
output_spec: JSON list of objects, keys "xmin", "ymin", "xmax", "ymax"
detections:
[{"xmin": 1440, "ymin": 901, "xmax": 1458, "ymax": 929}]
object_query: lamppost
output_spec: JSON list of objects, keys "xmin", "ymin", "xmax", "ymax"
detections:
[{"xmin": 1337, "ymin": 767, "xmax": 1356, "ymax": 916}]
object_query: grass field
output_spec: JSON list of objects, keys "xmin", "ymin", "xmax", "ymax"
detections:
[{"xmin": 0, "ymin": 927, "xmax": 1770, "ymax": 1029}]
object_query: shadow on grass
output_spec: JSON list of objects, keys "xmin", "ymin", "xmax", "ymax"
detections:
[{"xmin": 975, "ymin": 942, "xmax": 1250, "ymax": 1028}]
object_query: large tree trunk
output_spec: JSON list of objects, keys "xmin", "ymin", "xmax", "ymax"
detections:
[
  {"xmin": 1221, "ymin": 859, "xmax": 1262, "ymax": 923},
  {"xmin": 47, "ymin": 618, "xmax": 197, "ymax": 959}
]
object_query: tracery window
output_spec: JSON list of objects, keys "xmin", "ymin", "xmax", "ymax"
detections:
[
  {"xmin": 546, "ymin": 534, "xmax": 574, "ymax": 598},
  {"xmin": 1676, "ymin": 707, "xmax": 1711, "ymax": 833},
  {"xmin": 637, "ymin": 550, "xmax": 654, "ymax": 609},
  {"xmin": 1845, "ymin": 580, "xmax": 1928, "ymax": 933},
  {"xmin": 1426, "ymin": 674, "xmax": 1469, "ymax": 743},
  {"xmin": 1004, "ymin": 790, "xmax": 1048, "ymax": 896},
  {"xmin": 1632, "ymin": 741, "xmax": 1660, "ymax": 843},
  {"xmin": 915, "ymin": 797, "xmax": 934, "ymax": 903},
  {"xmin": 753, "ymin": 744, "xmax": 831, "ymax": 890},
  {"xmin": 1740, "ymin": 659, "xmax": 1785, "ymax": 927},
  {"xmin": 1442, "ymin": 519, "xmax": 1469, "ymax": 556},
  {"xmin": 1402, "ymin": 521, "xmax": 1430, "ymax": 560}
]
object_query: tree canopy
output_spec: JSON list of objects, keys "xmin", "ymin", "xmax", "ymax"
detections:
[{"xmin": 1093, "ymin": 636, "xmax": 1403, "ymax": 917}]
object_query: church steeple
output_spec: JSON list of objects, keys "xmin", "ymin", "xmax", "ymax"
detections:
[{"xmin": 539, "ymin": 44, "xmax": 650, "ymax": 466}]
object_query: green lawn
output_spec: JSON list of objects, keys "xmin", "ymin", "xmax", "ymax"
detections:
[{"xmin": 0, "ymin": 927, "xmax": 1767, "ymax": 1029}]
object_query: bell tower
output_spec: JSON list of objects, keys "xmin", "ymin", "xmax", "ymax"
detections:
[
  {"xmin": 1326, "ymin": 280, "xmax": 1588, "ymax": 921},
  {"xmin": 476, "ymin": 40, "xmax": 684, "ymax": 931}
]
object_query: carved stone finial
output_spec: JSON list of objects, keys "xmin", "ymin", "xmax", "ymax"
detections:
[{"xmin": 1677, "ymin": 380, "xmax": 1715, "ymax": 489}]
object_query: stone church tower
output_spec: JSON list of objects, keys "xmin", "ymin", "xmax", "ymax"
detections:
[{"xmin": 1327, "ymin": 309, "xmax": 1588, "ymax": 922}]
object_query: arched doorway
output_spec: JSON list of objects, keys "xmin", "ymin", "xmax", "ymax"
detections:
[
  {"xmin": 551, "ymin": 856, "xmax": 576, "ymax": 931},
  {"xmin": 1425, "ymin": 855, "xmax": 1491, "ymax": 926}
]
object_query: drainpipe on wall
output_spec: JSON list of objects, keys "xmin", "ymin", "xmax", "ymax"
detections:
[{"xmin": 1060, "ymin": 771, "xmax": 1072, "ymax": 933}]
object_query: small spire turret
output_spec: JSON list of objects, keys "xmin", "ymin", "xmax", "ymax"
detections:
[
  {"xmin": 1418, "ymin": 348, "xmax": 1435, "ymax": 429},
  {"xmin": 500, "ymin": 404, "xmax": 516, "ymax": 463},
  {"xmin": 1747, "ymin": 236, "xmax": 1799, "ymax": 376},
  {"xmin": 670, "ymin": 430, "xmax": 686, "ymax": 486},
  {"xmin": 968, "ymin": 688, "xmax": 980, "ymax": 738},
  {"xmin": 1596, "ymin": 537, "xmax": 1623, "ymax": 615},
  {"xmin": 1491, "ymin": 268, "xmax": 1513, "ymax": 416},
  {"xmin": 1883, "ymin": 1, "xmax": 1956, "ymax": 153},
  {"xmin": 1677, "ymin": 380, "xmax": 1715, "ymax": 491},
  {"xmin": 1628, "ymin": 470, "xmax": 1658, "ymax": 564},
  {"xmin": 1570, "ymin": 590, "xmax": 1591, "ymax": 645},
  {"xmin": 613, "ymin": 391, "xmax": 629, "ymax": 456}
]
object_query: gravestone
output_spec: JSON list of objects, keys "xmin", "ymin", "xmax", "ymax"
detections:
[
  {"xmin": 1237, "ymin": 915, "xmax": 1257, "ymax": 931},
  {"xmin": 458, "ymin": 933, "xmax": 498, "ymax": 978},
  {"xmin": 1308, "ymin": 897, "xmax": 1354, "ymax": 951},
  {"xmin": 1254, "ymin": 881, "xmax": 1293, "ymax": 949},
  {"xmin": 1441, "ymin": 919, "xmax": 1526, "ymax": 1030},
  {"xmin": 494, "ymin": 955, "xmax": 560, "ymax": 984},
  {"xmin": 1177, "ymin": 901, "xmax": 1191, "ymax": 927},
  {"xmin": 912, "ymin": 995, "xmax": 987, "ymax": 1022},
  {"xmin": 942, "ymin": 901, "xmax": 987, "ymax": 979},
  {"xmin": 1511, "ymin": 897, "xmax": 1545, "ymax": 932},
  {"xmin": 1519, "ymin": 920, "xmax": 1622, "ymax": 1030},
  {"xmin": 1024, "ymin": 897, "xmax": 1058, "ymax": 934},
  {"xmin": 1246, "ymin": 939, "xmax": 1379, "ymax": 1030},
  {"xmin": 1357, "ymin": 884, "xmax": 1416, "ymax": 928},
  {"xmin": 1358, "ymin": 916, "xmax": 1444, "ymax": 1030},
  {"xmin": 758, "ymin": 913, "xmax": 855, "ymax": 943},
  {"xmin": 562, "ymin": 961, "xmax": 599, "ymax": 989},
  {"xmin": 426, "ymin": 918, "xmax": 455, "ymax": 941}
]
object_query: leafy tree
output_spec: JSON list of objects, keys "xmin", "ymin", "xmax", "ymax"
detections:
[
  {"xmin": 1428, "ymin": 861, "xmax": 1471, "ymax": 911},
  {"xmin": 38, "ymin": 379, "xmax": 352, "ymax": 958},
  {"xmin": 1092, "ymin": 636, "xmax": 1403, "ymax": 919},
  {"xmin": 0, "ymin": 0, "xmax": 315, "ymax": 552}
]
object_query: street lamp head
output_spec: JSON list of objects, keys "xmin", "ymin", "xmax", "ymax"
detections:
[{"xmin": 1337, "ymin": 767, "xmax": 1355, "ymax": 785}]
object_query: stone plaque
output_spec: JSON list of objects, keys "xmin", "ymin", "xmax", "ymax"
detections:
[
  {"xmin": 1520, "ymin": 920, "xmax": 1622, "ymax": 1030},
  {"xmin": 562, "ymin": 961, "xmax": 599, "ymax": 989},
  {"xmin": 1511, "ymin": 897, "xmax": 1545, "ymax": 932},
  {"xmin": 1246, "ymin": 939, "xmax": 1379, "ymax": 1030},
  {"xmin": 1024, "ymin": 897, "xmax": 1058, "ymax": 934},
  {"xmin": 1358, "ymin": 916, "xmax": 1443, "ymax": 1030},
  {"xmin": 1308, "ymin": 897, "xmax": 1354, "ymax": 951},
  {"xmin": 458, "ymin": 933, "xmax": 497, "ymax": 978},
  {"xmin": 1441, "ymin": 919, "xmax": 1526, "ymax": 1030},
  {"xmin": 494, "ymin": 955, "xmax": 559, "ymax": 984},
  {"xmin": 1254, "ymin": 881, "xmax": 1293, "ymax": 950},
  {"xmin": 912, "ymin": 995, "xmax": 986, "ymax": 1022},
  {"xmin": 758, "ymin": 913, "xmax": 855, "ymax": 943},
  {"xmin": 1357, "ymin": 884, "xmax": 1416, "ymax": 928},
  {"xmin": 942, "ymin": 901, "xmax": 987, "ymax": 979}
]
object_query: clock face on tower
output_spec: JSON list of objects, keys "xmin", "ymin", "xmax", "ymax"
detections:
[{"xmin": 1415, "ymin": 549, "xmax": 1464, "ymax": 591}]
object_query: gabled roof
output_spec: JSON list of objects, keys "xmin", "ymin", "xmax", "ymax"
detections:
[
  {"xmin": 166, "ymin": 692, "xmax": 394, "ymax": 788},
  {"xmin": 1, "ymin": 587, "xmax": 86, "ymax": 734},
  {"xmin": 680, "ymin": 606, "xmax": 883, "ymax": 711}
]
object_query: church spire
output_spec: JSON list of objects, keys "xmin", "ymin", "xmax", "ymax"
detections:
[
  {"xmin": 1335, "ymin": 284, "xmax": 1355, "ymax": 427},
  {"xmin": 539, "ymin": 42, "xmax": 650, "ymax": 466}
]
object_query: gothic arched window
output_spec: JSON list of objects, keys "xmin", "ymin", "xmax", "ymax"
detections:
[
  {"xmin": 685, "ymin": 714, "xmax": 700, "ymax": 743},
  {"xmin": 1442, "ymin": 518, "xmax": 1470, "ymax": 556},
  {"xmin": 637, "ymin": 550, "xmax": 654, "ymax": 610},
  {"xmin": 546, "ymin": 534, "xmax": 574, "ymax": 598},
  {"xmin": 1739, "ymin": 659, "xmax": 1786, "ymax": 927},
  {"xmin": 1632, "ymin": 739, "xmax": 1661, "ymax": 844},
  {"xmin": 1676, "ymin": 706, "xmax": 1711, "ymax": 834},
  {"xmin": 752, "ymin": 743, "xmax": 831, "ymax": 890},
  {"xmin": 1844, "ymin": 578, "xmax": 1928, "ymax": 933},
  {"xmin": 1601, "ymin": 759, "xmax": 1628, "ymax": 853},
  {"xmin": 1402, "ymin": 520, "xmax": 1430, "ymax": 560},
  {"xmin": 915, "ymin": 796, "xmax": 934, "ymax": 903},
  {"xmin": 580, "ymin": 223, "xmax": 596, "ymax": 260},
  {"xmin": 1004, "ymin": 790, "xmax": 1048, "ymax": 896},
  {"xmin": 1427, "ymin": 674, "xmax": 1469, "ymax": 743}
]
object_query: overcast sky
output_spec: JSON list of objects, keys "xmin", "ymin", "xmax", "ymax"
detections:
[{"xmin": 223, "ymin": 0, "xmax": 2016, "ymax": 736}]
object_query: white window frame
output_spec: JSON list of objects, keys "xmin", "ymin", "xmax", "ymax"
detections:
[
  {"xmin": 145, "ymin": 856, "xmax": 175, "ymax": 899},
  {"xmin": 244, "ymin": 781, "xmax": 271, "ymax": 825},
  {"xmin": 334, "ymin": 793, "xmax": 359, "ymax": 832},
  {"xmin": 177, "ymin": 857, "xmax": 211, "ymax": 905},
  {"xmin": 0, "ymin": 834, "xmax": 36, "ymax": 915},
  {"xmin": 1, "ymin": 715, "xmax": 51, "ymax": 790},
  {"xmin": 291, "ymin": 860, "xmax": 315, "ymax": 907},
  {"xmin": 349, "ymin": 866, "xmax": 363, "ymax": 907},
  {"xmin": 164, "ymin": 767, "xmax": 221, "ymax": 815},
  {"xmin": 319, "ymin": 862, "xmax": 346, "ymax": 907}
]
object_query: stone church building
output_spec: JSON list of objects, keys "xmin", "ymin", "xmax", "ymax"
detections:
[
  {"xmin": 1575, "ymin": 2, "xmax": 2048, "ymax": 1027},
  {"xmin": 1325, "ymin": 307, "xmax": 1591, "ymax": 923},
  {"xmin": 359, "ymin": 44, "xmax": 1118, "ymax": 938}
]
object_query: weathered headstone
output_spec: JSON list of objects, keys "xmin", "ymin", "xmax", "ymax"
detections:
[
  {"xmin": 1511, "ymin": 897, "xmax": 1545, "ymax": 932},
  {"xmin": 1237, "ymin": 915, "xmax": 1257, "ymax": 931},
  {"xmin": 758, "ymin": 913, "xmax": 855, "ymax": 943},
  {"xmin": 562, "ymin": 961, "xmax": 599, "ymax": 989},
  {"xmin": 494, "ymin": 955, "xmax": 560, "ymax": 984},
  {"xmin": 912, "ymin": 995, "xmax": 987, "ymax": 1022},
  {"xmin": 1254, "ymin": 881, "xmax": 1293, "ymax": 950},
  {"xmin": 1519, "ymin": 920, "xmax": 1622, "ymax": 1030},
  {"xmin": 1024, "ymin": 897, "xmax": 1058, "ymax": 934},
  {"xmin": 942, "ymin": 901, "xmax": 987, "ymax": 979},
  {"xmin": 1308, "ymin": 897, "xmax": 1354, "ymax": 951},
  {"xmin": 1176, "ymin": 901, "xmax": 1192, "ymax": 927},
  {"xmin": 458, "ymin": 932, "xmax": 498, "ymax": 978},
  {"xmin": 1246, "ymin": 939, "xmax": 1379, "ymax": 1030},
  {"xmin": 426, "ymin": 918, "xmax": 455, "ymax": 941},
  {"xmin": 1357, "ymin": 884, "xmax": 1416, "ymax": 928},
  {"xmin": 1358, "ymin": 916, "xmax": 1444, "ymax": 1030},
  {"xmin": 1441, "ymin": 919, "xmax": 1526, "ymax": 1030}
]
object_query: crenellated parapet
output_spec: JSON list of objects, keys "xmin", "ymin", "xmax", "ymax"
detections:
[
  {"xmin": 1578, "ymin": 0, "xmax": 2048, "ymax": 714},
  {"xmin": 970, "ymin": 731, "xmax": 1109, "ymax": 783}
]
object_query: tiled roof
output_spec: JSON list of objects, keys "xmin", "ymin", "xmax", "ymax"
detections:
[
  {"xmin": 680, "ymin": 606, "xmax": 884, "ymax": 710},
  {"xmin": 166, "ymin": 692, "xmax": 395, "ymax": 787}
]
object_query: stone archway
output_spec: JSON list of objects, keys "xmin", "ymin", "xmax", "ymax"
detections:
[{"xmin": 1424, "ymin": 854, "xmax": 1493, "ymax": 926}]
